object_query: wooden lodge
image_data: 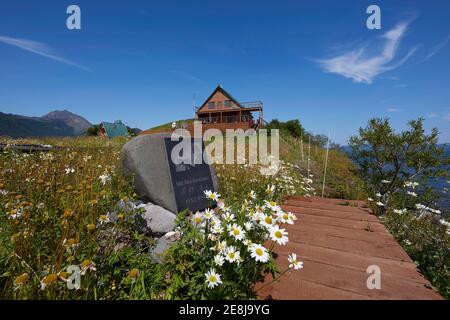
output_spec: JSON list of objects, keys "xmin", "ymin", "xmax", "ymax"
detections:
[{"xmin": 195, "ymin": 85, "xmax": 263, "ymax": 132}]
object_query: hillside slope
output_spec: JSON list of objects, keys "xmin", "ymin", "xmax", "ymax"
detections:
[
  {"xmin": 0, "ymin": 112, "xmax": 75, "ymax": 138},
  {"xmin": 0, "ymin": 110, "xmax": 92, "ymax": 138}
]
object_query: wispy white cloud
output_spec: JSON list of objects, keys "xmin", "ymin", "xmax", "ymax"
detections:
[
  {"xmin": 317, "ymin": 22, "xmax": 416, "ymax": 84},
  {"xmin": 444, "ymin": 114, "xmax": 450, "ymax": 121},
  {"xmin": 0, "ymin": 35, "xmax": 89, "ymax": 71},
  {"xmin": 424, "ymin": 36, "xmax": 450, "ymax": 62},
  {"xmin": 428, "ymin": 112, "xmax": 438, "ymax": 118},
  {"xmin": 387, "ymin": 108, "xmax": 401, "ymax": 112}
]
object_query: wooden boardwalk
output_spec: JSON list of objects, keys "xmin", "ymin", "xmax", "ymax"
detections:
[{"xmin": 258, "ymin": 196, "xmax": 443, "ymax": 300}]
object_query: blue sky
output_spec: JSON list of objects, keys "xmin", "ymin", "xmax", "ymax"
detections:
[{"xmin": 0, "ymin": 0, "xmax": 449, "ymax": 144}]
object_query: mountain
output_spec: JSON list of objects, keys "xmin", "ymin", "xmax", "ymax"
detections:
[
  {"xmin": 41, "ymin": 110, "xmax": 91, "ymax": 135},
  {"xmin": 0, "ymin": 110, "xmax": 92, "ymax": 138}
]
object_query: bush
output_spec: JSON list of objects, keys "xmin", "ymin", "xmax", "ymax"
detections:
[
  {"xmin": 163, "ymin": 189, "xmax": 304, "ymax": 299},
  {"xmin": 350, "ymin": 117, "xmax": 450, "ymax": 298},
  {"xmin": 383, "ymin": 208, "xmax": 450, "ymax": 298}
]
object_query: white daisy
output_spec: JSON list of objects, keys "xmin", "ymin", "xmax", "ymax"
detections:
[
  {"xmin": 80, "ymin": 259, "xmax": 96, "ymax": 275},
  {"xmin": 288, "ymin": 253, "xmax": 304, "ymax": 270},
  {"xmin": 440, "ymin": 219, "xmax": 450, "ymax": 228},
  {"xmin": 249, "ymin": 244, "xmax": 269, "ymax": 263},
  {"xmin": 406, "ymin": 191, "xmax": 418, "ymax": 197},
  {"xmin": 287, "ymin": 212, "xmax": 297, "ymax": 224},
  {"xmin": 211, "ymin": 223, "xmax": 224, "ymax": 235},
  {"xmin": 264, "ymin": 200, "xmax": 281, "ymax": 212},
  {"xmin": 98, "ymin": 213, "xmax": 110, "ymax": 225},
  {"xmin": 376, "ymin": 202, "xmax": 385, "ymax": 207},
  {"xmin": 244, "ymin": 222, "xmax": 253, "ymax": 231},
  {"xmin": 204, "ymin": 190, "xmax": 220, "ymax": 202},
  {"xmin": 278, "ymin": 211, "xmax": 290, "ymax": 224},
  {"xmin": 265, "ymin": 184, "xmax": 275, "ymax": 195},
  {"xmin": 205, "ymin": 268, "xmax": 222, "ymax": 288},
  {"xmin": 222, "ymin": 211, "xmax": 235, "ymax": 222},
  {"xmin": 225, "ymin": 246, "xmax": 240, "ymax": 263},
  {"xmin": 229, "ymin": 223, "xmax": 246, "ymax": 241},
  {"xmin": 203, "ymin": 208, "xmax": 215, "ymax": 220},
  {"xmin": 213, "ymin": 255, "xmax": 225, "ymax": 267},
  {"xmin": 269, "ymin": 225, "xmax": 289, "ymax": 245},
  {"xmin": 260, "ymin": 214, "xmax": 276, "ymax": 229},
  {"xmin": 99, "ymin": 174, "xmax": 111, "ymax": 185},
  {"xmin": 248, "ymin": 190, "xmax": 257, "ymax": 200},
  {"xmin": 367, "ymin": 197, "xmax": 374, "ymax": 202},
  {"xmin": 216, "ymin": 241, "xmax": 227, "ymax": 254},
  {"xmin": 192, "ymin": 211, "xmax": 203, "ymax": 225},
  {"xmin": 217, "ymin": 201, "xmax": 230, "ymax": 212},
  {"xmin": 65, "ymin": 167, "xmax": 75, "ymax": 174},
  {"xmin": 404, "ymin": 181, "xmax": 419, "ymax": 188}
]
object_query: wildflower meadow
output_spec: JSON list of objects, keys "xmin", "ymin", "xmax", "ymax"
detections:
[{"xmin": 0, "ymin": 136, "xmax": 313, "ymax": 299}]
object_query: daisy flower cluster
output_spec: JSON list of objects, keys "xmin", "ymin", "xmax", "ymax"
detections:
[
  {"xmin": 189, "ymin": 188, "xmax": 303, "ymax": 291},
  {"xmin": 214, "ymin": 159, "xmax": 315, "ymax": 206},
  {"xmin": 273, "ymin": 161, "xmax": 315, "ymax": 197},
  {"xmin": 374, "ymin": 179, "xmax": 449, "ymax": 240}
]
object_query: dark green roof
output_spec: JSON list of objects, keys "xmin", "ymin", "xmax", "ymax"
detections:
[{"xmin": 101, "ymin": 121, "xmax": 128, "ymax": 138}]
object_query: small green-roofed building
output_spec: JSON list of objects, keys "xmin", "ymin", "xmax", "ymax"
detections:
[{"xmin": 99, "ymin": 120, "xmax": 129, "ymax": 139}]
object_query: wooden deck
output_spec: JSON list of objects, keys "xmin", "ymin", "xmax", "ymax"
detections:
[{"xmin": 257, "ymin": 196, "xmax": 443, "ymax": 300}]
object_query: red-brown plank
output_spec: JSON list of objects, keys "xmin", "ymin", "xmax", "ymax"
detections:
[{"xmin": 259, "ymin": 197, "xmax": 442, "ymax": 300}]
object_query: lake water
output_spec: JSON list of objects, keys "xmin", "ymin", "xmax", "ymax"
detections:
[{"xmin": 430, "ymin": 146, "xmax": 450, "ymax": 213}]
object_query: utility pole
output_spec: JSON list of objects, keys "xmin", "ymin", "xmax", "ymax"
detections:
[
  {"xmin": 307, "ymin": 135, "xmax": 311, "ymax": 178},
  {"xmin": 300, "ymin": 133, "xmax": 304, "ymax": 162},
  {"xmin": 321, "ymin": 131, "xmax": 331, "ymax": 198}
]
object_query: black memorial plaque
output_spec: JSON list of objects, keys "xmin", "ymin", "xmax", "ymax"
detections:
[{"xmin": 164, "ymin": 138, "xmax": 215, "ymax": 212}]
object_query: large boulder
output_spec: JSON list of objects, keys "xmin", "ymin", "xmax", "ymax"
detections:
[{"xmin": 121, "ymin": 133, "xmax": 219, "ymax": 213}]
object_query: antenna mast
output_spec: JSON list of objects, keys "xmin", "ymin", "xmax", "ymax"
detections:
[{"xmin": 193, "ymin": 93, "xmax": 197, "ymax": 119}]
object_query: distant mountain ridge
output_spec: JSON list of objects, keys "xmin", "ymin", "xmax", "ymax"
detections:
[
  {"xmin": 0, "ymin": 110, "xmax": 92, "ymax": 138},
  {"xmin": 41, "ymin": 110, "xmax": 91, "ymax": 135}
]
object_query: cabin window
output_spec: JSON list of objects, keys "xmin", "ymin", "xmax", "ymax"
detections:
[
  {"xmin": 216, "ymin": 101, "xmax": 223, "ymax": 108},
  {"xmin": 208, "ymin": 101, "xmax": 215, "ymax": 109},
  {"xmin": 224, "ymin": 100, "xmax": 231, "ymax": 107}
]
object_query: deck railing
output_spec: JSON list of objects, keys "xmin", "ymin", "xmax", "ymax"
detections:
[
  {"xmin": 195, "ymin": 100, "xmax": 263, "ymax": 111},
  {"xmin": 198, "ymin": 115, "xmax": 255, "ymax": 124}
]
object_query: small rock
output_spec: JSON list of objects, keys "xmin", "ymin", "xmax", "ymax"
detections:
[
  {"xmin": 136, "ymin": 203, "xmax": 176, "ymax": 236},
  {"xmin": 150, "ymin": 236, "xmax": 177, "ymax": 263},
  {"xmin": 164, "ymin": 230, "xmax": 182, "ymax": 241}
]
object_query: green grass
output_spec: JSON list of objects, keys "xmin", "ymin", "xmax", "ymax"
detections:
[{"xmin": 146, "ymin": 119, "xmax": 194, "ymax": 131}]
